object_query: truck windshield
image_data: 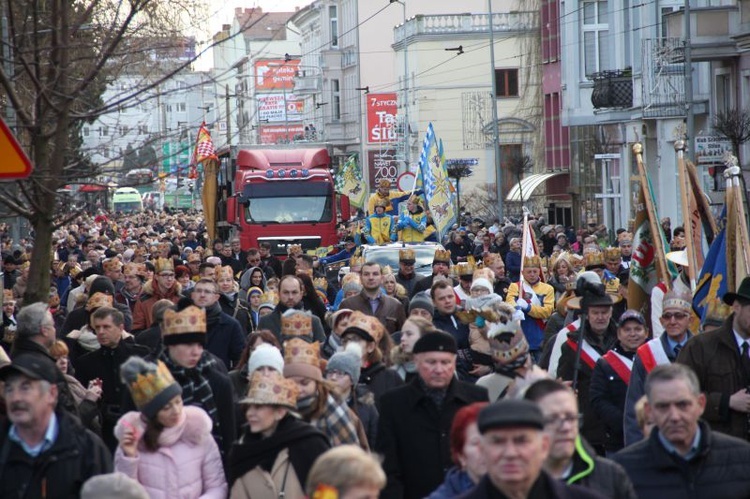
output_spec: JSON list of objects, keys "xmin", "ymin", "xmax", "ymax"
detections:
[{"xmin": 246, "ymin": 196, "xmax": 332, "ymax": 224}]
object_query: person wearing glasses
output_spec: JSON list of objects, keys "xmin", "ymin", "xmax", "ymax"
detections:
[
  {"xmin": 623, "ymin": 290, "xmax": 694, "ymax": 446},
  {"xmin": 524, "ymin": 379, "xmax": 637, "ymax": 499},
  {"xmin": 677, "ymin": 277, "xmax": 750, "ymax": 442}
]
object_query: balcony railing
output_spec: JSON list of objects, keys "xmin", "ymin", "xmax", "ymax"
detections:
[
  {"xmin": 394, "ymin": 12, "xmax": 538, "ymax": 44},
  {"xmin": 590, "ymin": 70, "xmax": 633, "ymax": 109}
]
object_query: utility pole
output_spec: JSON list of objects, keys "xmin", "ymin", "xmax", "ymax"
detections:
[
  {"xmin": 488, "ymin": 0, "xmax": 504, "ymax": 220},
  {"xmin": 684, "ymin": 0, "xmax": 694, "ymax": 162},
  {"xmin": 225, "ymin": 84, "xmax": 231, "ymax": 147}
]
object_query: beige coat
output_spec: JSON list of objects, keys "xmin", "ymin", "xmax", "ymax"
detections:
[{"xmin": 229, "ymin": 448, "xmax": 305, "ymax": 499}]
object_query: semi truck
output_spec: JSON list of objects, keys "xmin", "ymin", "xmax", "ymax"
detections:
[{"xmin": 217, "ymin": 146, "xmax": 351, "ymax": 256}]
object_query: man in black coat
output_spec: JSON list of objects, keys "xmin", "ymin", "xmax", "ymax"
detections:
[
  {"xmin": 73, "ymin": 306, "xmax": 150, "ymax": 452},
  {"xmin": 458, "ymin": 399, "xmax": 605, "ymax": 499},
  {"xmin": 377, "ymin": 331, "xmax": 488, "ymax": 499},
  {"xmin": 611, "ymin": 363, "xmax": 750, "ymax": 499},
  {"xmin": 0, "ymin": 354, "xmax": 112, "ymax": 497},
  {"xmin": 410, "ymin": 249, "xmax": 456, "ymax": 298},
  {"xmin": 190, "ymin": 279, "xmax": 246, "ymax": 370},
  {"xmin": 258, "ymin": 275, "xmax": 326, "ymax": 343}
]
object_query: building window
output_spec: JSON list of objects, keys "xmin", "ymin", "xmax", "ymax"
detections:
[
  {"xmin": 329, "ymin": 6, "xmax": 338, "ymax": 48},
  {"xmin": 177, "ymin": 102, "xmax": 186, "ymax": 112},
  {"xmin": 495, "ymin": 69, "xmax": 519, "ymax": 97},
  {"xmin": 99, "ymin": 126, "xmax": 109, "ymax": 137},
  {"xmin": 332, "ymin": 79, "xmax": 341, "ymax": 121},
  {"xmin": 582, "ymin": 0, "xmax": 609, "ymax": 77},
  {"xmin": 138, "ymin": 125, "xmax": 148, "ymax": 135},
  {"xmin": 83, "ymin": 127, "xmax": 89, "ymax": 137},
  {"xmin": 715, "ymin": 70, "xmax": 732, "ymax": 115},
  {"xmin": 500, "ymin": 144, "xmax": 523, "ymax": 197}
]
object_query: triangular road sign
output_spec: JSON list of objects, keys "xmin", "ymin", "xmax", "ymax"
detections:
[{"xmin": 0, "ymin": 118, "xmax": 32, "ymax": 179}]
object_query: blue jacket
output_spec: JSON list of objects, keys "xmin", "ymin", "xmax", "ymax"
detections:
[{"xmin": 427, "ymin": 467, "xmax": 475, "ymax": 499}]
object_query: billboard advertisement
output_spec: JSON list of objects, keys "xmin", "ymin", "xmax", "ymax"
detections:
[
  {"xmin": 255, "ymin": 59, "xmax": 300, "ymax": 92},
  {"xmin": 257, "ymin": 94, "xmax": 304, "ymax": 122},
  {"xmin": 259, "ymin": 124, "xmax": 305, "ymax": 145},
  {"xmin": 366, "ymin": 93, "xmax": 398, "ymax": 144},
  {"xmin": 368, "ymin": 149, "xmax": 399, "ymax": 188}
]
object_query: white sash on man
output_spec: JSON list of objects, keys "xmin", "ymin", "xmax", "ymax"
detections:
[{"xmin": 521, "ymin": 280, "xmax": 542, "ymax": 307}]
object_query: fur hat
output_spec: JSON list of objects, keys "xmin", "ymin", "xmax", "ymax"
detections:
[
  {"xmin": 246, "ymin": 344, "xmax": 284, "ymax": 376},
  {"xmin": 326, "ymin": 342, "xmax": 362, "ymax": 386}
]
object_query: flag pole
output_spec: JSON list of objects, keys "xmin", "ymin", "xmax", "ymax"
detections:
[
  {"xmin": 675, "ymin": 140, "xmax": 697, "ymax": 291},
  {"xmin": 726, "ymin": 156, "xmax": 750, "ymax": 289},
  {"xmin": 633, "ymin": 142, "xmax": 671, "ymax": 290}
]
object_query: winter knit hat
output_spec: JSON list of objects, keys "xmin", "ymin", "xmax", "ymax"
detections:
[
  {"xmin": 81, "ymin": 472, "xmax": 148, "ymax": 499},
  {"xmin": 470, "ymin": 278, "xmax": 493, "ymax": 293},
  {"xmin": 409, "ymin": 293, "xmax": 434, "ymax": 316},
  {"xmin": 326, "ymin": 342, "xmax": 362, "ymax": 386},
  {"xmin": 246, "ymin": 344, "xmax": 285, "ymax": 376}
]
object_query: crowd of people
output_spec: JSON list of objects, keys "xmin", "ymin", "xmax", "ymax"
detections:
[{"xmin": 0, "ymin": 206, "xmax": 750, "ymax": 499}]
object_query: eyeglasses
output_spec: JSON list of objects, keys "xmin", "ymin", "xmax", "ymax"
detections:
[
  {"xmin": 543, "ymin": 414, "xmax": 582, "ymax": 429},
  {"xmin": 662, "ymin": 312, "xmax": 689, "ymax": 321},
  {"xmin": 326, "ymin": 369, "xmax": 350, "ymax": 379}
]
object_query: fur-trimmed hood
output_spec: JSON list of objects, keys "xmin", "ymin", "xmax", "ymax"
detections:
[
  {"xmin": 142, "ymin": 278, "xmax": 182, "ymax": 298},
  {"xmin": 114, "ymin": 405, "xmax": 212, "ymax": 448}
]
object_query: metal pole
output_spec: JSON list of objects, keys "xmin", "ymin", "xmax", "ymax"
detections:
[
  {"xmin": 488, "ymin": 0, "xmax": 504, "ymax": 220},
  {"xmin": 684, "ymin": 0, "xmax": 694, "ymax": 162},
  {"xmin": 402, "ymin": 1, "xmax": 409, "ymax": 170},
  {"xmin": 225, "ymin": 84, "xmax": 231, "ymax": 147}
]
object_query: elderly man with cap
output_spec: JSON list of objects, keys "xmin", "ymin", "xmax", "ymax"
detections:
[
  {"xmin": 377, "ymin": 331, "xmax": 488, "ymax": 499},
  {"xmin": 396, "ymin": 248, "xmax": 419, "ymax": 296},
  {"xmin": 411, "ymin": 249, "xmax": 455, "ymax": 297},
  {"xmin": 623, "ymin": 289, "xmax": 694, "ymax": 445},
  {"xmin": 612, "ymin": 363, "xmax": 750, "ymax": 499},
  {"xmin": 0, "ymin": 354, "xmax": 112, "ymax": 497},
  {"xmin": 505, "ymin": 256, "xmax": 555, "ymax": 362},
  {"xmin": 116, "ymin": 263, "xmax": 147, "ymax": 313},
  {"xmin": 676, "ymin": 277, "xmax": 750, "ymax": 441},
  {"xmin": 457, "ymin": 399, "xmax": 605, "ymax": 499},
  {"xmin": 556, "ymin": 272, "xmax": 618, "ymax": 456}
]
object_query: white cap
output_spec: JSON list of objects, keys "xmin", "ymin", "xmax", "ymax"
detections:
[
  {"xmin": 246, "ymin": 344, "xmax": 284, "ymax": 376},
  {"xmin": 471, "ymin": 278, "xmax": 493, "ymax": 293}
]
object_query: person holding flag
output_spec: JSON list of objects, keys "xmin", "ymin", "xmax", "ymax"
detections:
[
  {"xmin": 367, "ymin": 179, "xmax": 409, "ymax": 215},
  {"xmin": 504, "ymin": 213, "xmax": 554, "ymax": 361},
  {"xmin": 395, "ymin": 194, "xmax": 427, "ymax": 243}
]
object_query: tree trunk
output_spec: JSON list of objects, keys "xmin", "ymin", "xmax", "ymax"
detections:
[{"xmin": 25, "ymin": 213, "xmax": 53, "ymax": 306}]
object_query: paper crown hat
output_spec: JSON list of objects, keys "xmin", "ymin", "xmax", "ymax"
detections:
[
  {"xmin": 259, "ymin": 291, "xmax": 279, "ymax": 307},
  {"xmin": 603, "ymin": 247, "xmax": 622, "ymax": 261},
  {"xmin": 313, "ymin": 277, "xmax": 328, "ymax": 291},
  {"xmin": 343, "ymin": 310, "xmax": 385, "ymax": 344},
  {"xmin": 217, "ymin": 265, "xmax": 235, "ymax": 280},
  {"xmin": 483, "ymin": 253, "xmax": 501, "ymax": 266},
  {"xmin": 374, "ymin": 198, "xmax": 389, "ymax": 209},
  {"xmin": 102, "ymin": 257, "xmax": 123, "ymax": 273},
  {"xmin": 240, "ymin": 371, "xmax": 299, "ymax": 409},
  {"xmin": 523, "ymin": 255, "xmax": 542, "ymax": 268},
  {"xmin": 349, "ymin": 255, "xmax": 365, "ymax": 268},
  {"xmin": 3, "ymin": 290, "xmax": 14, "ymax": 303},
  {"xmin": 433, "ymin": 248, "xmax": 452, "ymax": 264},
  {"xmin": 120, "ymin": 357, "xmax": 182, "ymax": 419},
  {"xmin": 662, "ymin": 289, "xmax": 692, "ymax": 311},
  {"xmin": 162, "ymin": 305, "xmax": 207, "ymax": 345},
  {"xmin": 618, "ymin": 231, "xmax": 633, "ymax": 245},
  {"xmin": 583, "ymin": 251, "xmax": 605, "ymax": 269},
  {"xmin": 86, "ymin": 292, "xmax": 114, "ymax": 312},
  {"xmin": 154, "ymin": 257, "xmax": 174, "ymax": 274},
  {"xmin": 282, "ymin": 338, "xmax": 323, "ymax": 381},
  {"xmin": 454, "ymin": 261, "xmax": 475, "ymax": 277},
  {"xmin": 287, "ymin": 244, "xmax": 303, "ymax": 257},
  {"xmin": 378, "ymin": 179, "xmax": 391, "ymax": 188},
  {"xmin": 123, "ymin": 262, "xmax": 147, "ymax": 278},
  {"xmin": 399, "ymin": 248, "xmax": 415, "ymax": 262},
  {"xmin": 281, "ymin": 310, "xmax": 314, "ymax": 341}
]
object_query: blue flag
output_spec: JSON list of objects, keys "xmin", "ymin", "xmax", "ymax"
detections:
[{"xmin": 693, "ymin": 206, "xmax": 731, "ymax": 324}]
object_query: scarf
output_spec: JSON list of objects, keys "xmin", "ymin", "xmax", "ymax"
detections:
[
  {"xmin": 228, "ymin": 414, "xmax": 329, "ymax": 487},
  {"xmin": 160, "ymin": 351, "xmax": 223, "ymax": 454},
  {"xmin": 418, "ymin": 377, "xmax": 447, "ymax": 410}
]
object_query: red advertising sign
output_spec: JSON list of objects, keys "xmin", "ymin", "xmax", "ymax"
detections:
[
  {"xmin": 366, "ymin": 93, "xmax": 398, "ymax": 144},
  {"xmin": 255, "ymin": 59, "xmax": 301, "ymax": 91},
  {"xmin": 259, "ymin": 124, "xmax": 305, "ymax": 145},
  {"xmin": 367, "ymin": 149, "xmax": 399, "ymax": 188}
]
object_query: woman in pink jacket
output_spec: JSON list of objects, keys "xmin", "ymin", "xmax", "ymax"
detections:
[{"xmin": 115, "ymin": 356, "xmax": 227, "ymax": 499}]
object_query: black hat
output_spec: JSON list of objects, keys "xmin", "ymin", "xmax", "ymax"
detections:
[
  {"xmin": 413, "ymin": 332, "xmax": 457, "ymax": 354},
  {"xmin": 342, "ymin": 325, "xmax": 375, "ymax": 343},
  {"xmin": 343, "ymin": 236, "xmax": 355, "ymax": 244},
  {"xmin": 723, "ymin": 276, "xmax": 750, "ymax": 305},
  {"xmin": 90, "ymin": 276, "xmax": 116, "ymax": 296},
  {"xmin": 0, "ymin": 354, "xmax": 58, "ymax": 384},
  {"xmin": 477, "ymin": 399, "xmax": 545, "ymax": 433}
]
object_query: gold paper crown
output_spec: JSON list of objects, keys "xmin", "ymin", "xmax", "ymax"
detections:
[
  {"xmin": 454, "ymin": 261, "xmax": 475, "ymax": 277},
  {"xmin": 433, "ymin": 249, "xmax": 452, "ymax": 264},
  {"xmin": 374, "ymin": 198, "xmax": 389, "ymax": 209},
  {"xmin": 123, "ymin": 263, "xmax": 147, "ymax": 278},
  {"xmin": 86, "ymin": 292, "xmax": 113, "ymax": 311},
  {"xmin": 260, "ymin": 291, "xmax": 279, "ymax": 306},
  {"xmin": 569, "ymin": 253, "xmax": 584, "ymax": 264},
  {"xmin": 378, "ymin": 179, "xmax": 391, "ymax": 188},
  {"xmin": 618, "ymin": 231, "xmax": 633, "ymax": 244},
  {"xmin": 284, "ymin": 338, "xmax": 322, "ymax": 368},
  {"xmin": 287, "ymin": 244, "xmax": 303, "ymax": 257},
  {"xmin": 662, "ymin": 290, "xmax": 692, "ymax": 311},
  {"xmin": 483, "ymin": 253, "xmax": 501, "ymax": 265},
  {"xmin": 241, "ymin": 371, "xmax": 299, "ymax": 409},
  {"xmin": 127, "ymin": 360, "xmax": 179, "ymax": 412},
  {"xmin": 706, "ymin": 299, "xmax": 732, "ymax": 323},
  {"xmin": 313, "ymin": 277, "xmax": 328, "ymax": 291},
  {"xmin": 473, "ymin": 267, "xmax": 495, "ymax": 282},
  {"xmin": 523, "ymin": 255, "xmax": 542, "ymax": 268},
  {"xmin": 102, "ymin": 257, "xmax": 122, "ymax": 273},
  {"xmin": 603, "ymin": 247, "xmax": 622, "ymax": 261},
  {"xmin": 399, "ymin": 248, "xmax": 415, "ymax": 261},
  {"xmin": 349, "ymin": 255, "xmax": 365, "ymax": 268},
  {"xmin": 408, "ymin": 194, "xmax": 422, "ymax": 205},
  {"xmin": 218, "ymin": 265, "xmax": 235, "ymax": 280},
  {"xmin": 187, "ymin": 253, "xmax": 201, "ymax": 263},
  {"xmin": 162, "ymin": 305, "xmax": 207, "ymax": 337},
  {"xmin": 281, "ymin": 310, "xmax": 313, "ymax": 339},
  {"xmin": 3, "ymin": 290, "xmax": 14, "ymax": 303},
  {"xmin": 155, "ymin": 257, "xmax": 174, "ymax": 274},
  {"xmin": 583, "ymin": 252, "xmax": 605, "ymax": 268},
  {"xmin": 68, "ymin": 263, "xmax": 82, "ymax": 277},
  {"xmin": 345, "ymin": 311, "xmax": 385, "ymax": 343},
  {"xmin": 604, "ymin": 276, "xmax": 621, "ymax": 296}
]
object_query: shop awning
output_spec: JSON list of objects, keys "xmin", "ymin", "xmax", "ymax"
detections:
[
  {"xmin": 79, "ymin": 184, "xmax": 107, "ymax": 193},
  {"xmin": 505, "ymin": 172, "xmax": 569, "ymax": 202}
]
